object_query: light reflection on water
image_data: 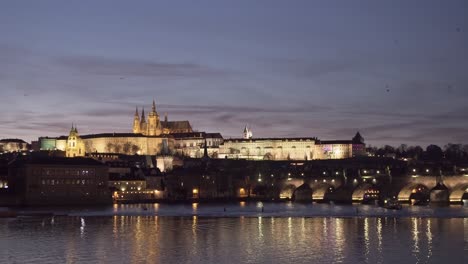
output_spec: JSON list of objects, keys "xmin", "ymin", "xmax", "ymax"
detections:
[
  {"xmin": 0, "ymin": 216, "xmax": 467, "ymax": 264},
  {"xmin": 1, "ymin": 203, "xmax": 468, "ymax": 263}
]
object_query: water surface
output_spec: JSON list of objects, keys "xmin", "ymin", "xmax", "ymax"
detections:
[{"xmin": 1, "ymin": 203, "xmax": 467, "ymax": 264}]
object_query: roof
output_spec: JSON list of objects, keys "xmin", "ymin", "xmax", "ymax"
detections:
[
  {"xmin": 9, "ymin": 156, "xmax": 106, "ymax": 167},
  {"xmin": 161, "ymin": 120, "xmax": 192, "ymax": 131},
  {"xmin": 54, "ymin": 133, "xmax": 171, "ymax": 140},
  {"xmin": 171, "ymin": 132, "xmax": 223, "ymax": 139},
  {"xmin": 317, "ymin": 140, "xmax": 353, "ymax": 145},
  {"xmin": 206, "ymin": 133, "xmax": 223, "ymax": 139},
  {"xmin": 109, "ymin": 173, "xmax": 145, "ymax": 181},
  {"xmin": 0, "ymin": 138, "xmax": 27, "ymax": 144},
  {"xmin": 225, "ymin": 137, "xmax": 317, "ymax": 142}
]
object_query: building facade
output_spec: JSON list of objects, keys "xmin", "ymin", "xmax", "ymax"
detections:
[
  {"xmin": 172, "ymin": 132, "xmax": 223, "ymax": 158},
  {"xmin": 218, "ymin": 132, "xmax": 365, "ymax": 161},
  {"xmin": 7, "ymin": 156, "xmax": 111, "ymax": 205},
  {"xmin": 0, "ymin": 139, "xmax": 29, "ymax": 153}
]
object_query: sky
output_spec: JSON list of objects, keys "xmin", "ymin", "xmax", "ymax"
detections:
[{"xmin": 0, "ymin": 0, "xmax": 467, "ymax": 147}]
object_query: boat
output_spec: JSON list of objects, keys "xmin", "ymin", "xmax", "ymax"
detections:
[{"xmin": 382, "ymin": 198, "xmax": 402, "ymax": 210}]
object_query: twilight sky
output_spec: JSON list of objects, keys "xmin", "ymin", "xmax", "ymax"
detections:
[{"xmin": 1, "ymin": 0, "xmax": 467, "ymax": 147}]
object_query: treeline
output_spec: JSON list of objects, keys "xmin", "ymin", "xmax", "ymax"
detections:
[{"xmin": 366, "ymin": 143, "xmax": 468, "ymax": 163}]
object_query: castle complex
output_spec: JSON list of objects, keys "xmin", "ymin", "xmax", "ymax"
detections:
[{"xmin": 38, "ymin": 100, "xmax": 365, "ymax": 161}]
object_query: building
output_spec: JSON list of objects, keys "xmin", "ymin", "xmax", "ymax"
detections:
[
  {"xmin": 219, "ymin": 137, "xmax": 317, "ymax": 160},
  {"xmin": 133, "ymin": 100, "xmax": 192, "ymax": 135},
  {"xmin": 218, "ymin": 129, "xmax": 365, "ymax": 161},
  {"xmin": 39, "ymin": 100, "xmax": 192, "ymax": 157},
  {"xmin": 65, "ymin": 124, "xmax": 85, "ymax": 157},
  {"xmin": 172, "ymin": 132, "xmax": 223, "ymax": 158},
  {"xmin": 243, "ymin": 126, "xmax": 253, "ymax": 139},
  {"xmin": 0, "ymin": 139, "xmax": 29, "ymax": 153},
  {"xmin": 106, "ymin": 160, "xmax": 165, "ymax": 201},
  {"xmin": 37, "ymin": 101, "xmax": 364, "ymax": 162},
  {"xmin": 7, "ymin": 156, "xmax": 111, "ymax": 205}
]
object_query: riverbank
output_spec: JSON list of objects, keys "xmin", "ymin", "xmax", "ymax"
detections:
[{"xmin": 2, "ymin": 202, "xmax": 468, "ymax": 218}]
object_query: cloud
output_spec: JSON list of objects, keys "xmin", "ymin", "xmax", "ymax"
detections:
[{"xmin": 56, "ymin": 55, "xmax": 227, "ymax": 78}]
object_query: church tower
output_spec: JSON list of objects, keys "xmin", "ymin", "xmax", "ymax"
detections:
[
  {"xmin": 243, "ymin": 126, "xmax": 253, "ymax": 139},
  {"xmin": 66, "ymin": 124, "xmax": 85, "ymax": 157},
  {"xmin": 140, "ymin": 108, "xmax": 147, "ymax": 135},
  {"xmin": 147, "ymin": 99, "xmax": 162, "ymax": 136},
  {"xmin": 132, "ymin": 107, "xmax": 141, "ymax": 134}
]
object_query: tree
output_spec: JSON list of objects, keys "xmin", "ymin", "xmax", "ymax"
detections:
[
  {"xmin": 114, "ymin": 144, "xmax": 122, "ymax": 153},
  {"xmin": 106, "ymin": 143, "xmax": 114, "ymax": 153},
  {"xmin": 407, "ymin": 146, "xmax": 424, "ymax": 160},
  {"xmin": 425, "ymin": 145, "xmax": 443, "ymax": 161},
  {"xmin": 444, "ymin": 143, "xmax": 463, "ymax": 162},
  {"xmin": 123, "ymin": 142, "xmax": 132, "ymax": 154},
  {"xmin": 131, "ymin": 144, "xmax": 140, "ymax": 154}
]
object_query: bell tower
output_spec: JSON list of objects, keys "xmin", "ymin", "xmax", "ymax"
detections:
[
  {"xmin": 147, "ymin": 99, "xmax": 162, "ymax": 136},
  {"xmin": 66, "ymin": 124, "xmax": 85, "ymax": 157},
  {"xmin": 140, "ymin": 108, "xmax": 147, "ymax": 135},
  {"xmin": 132, "ymin": 107, "xmax": 141, "ymax": 134}
]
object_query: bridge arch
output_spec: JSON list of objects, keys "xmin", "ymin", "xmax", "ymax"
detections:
[
  {"xmin": 398, "ymin": 183, "xmax": 430, "ymax": 203},
  {"xmin": 280, "ymin": 184, "xmax": 297, "ymax": 199},
  {"xmin": 312, "ymin": 183, "xmax": 334, "ymax": 201},
  {"xmin": 449, "ymin": 183, "xmax": 468, "ymax": 203}
]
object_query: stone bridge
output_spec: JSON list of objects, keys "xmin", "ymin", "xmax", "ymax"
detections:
[
  {"xmin": 393, "ymin": 176, "xmax": 468, "ymax": 204},
  {"xmin": 273, "ymin": 175, "xmax": 468, "ymax": 204}
]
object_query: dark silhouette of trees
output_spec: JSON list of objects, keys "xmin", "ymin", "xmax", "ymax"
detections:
[
  {"xmin": 365, "ymin": 142, "xmax": 468, "ymax": 163},
  {"xmin": 424, "ymin": 145, "xmax": 444, "ymax": 161},
  {"xmin": 444, "ymin": 143, "xmax": 467, "ymax": 162}
]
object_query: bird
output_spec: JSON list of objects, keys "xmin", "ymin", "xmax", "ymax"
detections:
[
  {"xmin": 120, "ymin": 77, "xmax": 125, "ymax": 80},
  {"xmin": 456, "ymin": 27, "xmax": 461, "ymax": 32}
]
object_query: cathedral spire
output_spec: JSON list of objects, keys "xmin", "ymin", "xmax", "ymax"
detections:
[
  {"xmin": 152, "ymin": 99, "xmax": 156, "ymax": 113},
  {"xmin": 135, "ymin": 106, "xmax": 139, "ymax": 117},
  {"xmin": 141, "ymin": 107, "xmax": 146, "ymax": 121}
]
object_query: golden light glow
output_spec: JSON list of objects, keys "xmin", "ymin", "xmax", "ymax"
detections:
[
  {"xmin": 239, "ymin": 188, "xmax": 246, "ymax": 197},
  {"xmin": 192, "ymin": 188, "xmax": 199, "ymax": 194}
]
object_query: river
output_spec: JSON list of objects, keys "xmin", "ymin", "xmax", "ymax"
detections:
[{"xmin": 1, "ymin": 203, "xmax": 467, "ymax": 263}]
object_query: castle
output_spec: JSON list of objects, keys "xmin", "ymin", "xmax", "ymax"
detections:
[
  {"xmin": 40, "ymin": 100, "xmax": 193, "ymax": 158},
  {"xmin": 38, "ymin": 100, "xmax": 365, "ymax": 161}
]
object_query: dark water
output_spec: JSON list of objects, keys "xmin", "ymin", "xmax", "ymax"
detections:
[{"xmin": 1, "ymin": 203, "xmax": 468, "ymax": 264}]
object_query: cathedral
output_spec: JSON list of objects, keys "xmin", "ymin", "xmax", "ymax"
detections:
[{"xmin": 132, "ymin": 100, "xmax": 193, "ymax": 135}]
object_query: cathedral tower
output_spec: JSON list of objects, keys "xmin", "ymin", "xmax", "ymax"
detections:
[
  {"xmin": 140, "ymin": 108, "xmax": 147, "ymax": 135},
  {"xmin": 66, "ymin": 124, "xmax": 85, "ymax": 157},
  {"xmin": 147, "ymin": 99, "xmax": 162, "ymax": 136},
  {"xmin": 132, "ymin": 107, "xmax": 141, "ymax": 134}
]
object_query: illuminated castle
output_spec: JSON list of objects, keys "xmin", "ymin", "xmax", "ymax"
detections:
[
  {"xmin": 133, "ymin": 100, "xmax": 192, "ymax": 135},
  {"xmin": 39, "ymin": 100, "xmax": 365, "ymax": 161}
]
